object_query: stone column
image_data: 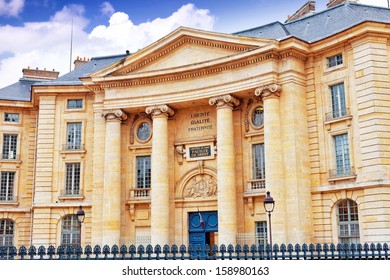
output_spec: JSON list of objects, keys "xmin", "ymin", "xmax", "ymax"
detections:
[
  {"xmin": 209, "ymin": 94, "xmax": 240, "ymax": 246},
  {"xmin": 255, "ymin": 84, "xmax": 286, "ymax": 244},
  {"xmin": 146, "ymin": 104, "xmax": 175, "ymax": 246},
  {"xmin": 101, "ymin": 109, "xmax": 127, "ymax": 246}
]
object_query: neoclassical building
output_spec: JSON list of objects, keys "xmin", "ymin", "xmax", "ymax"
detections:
[{"xmin": 1, "ymin": 1, "xmax": 390, "ymax": 248}]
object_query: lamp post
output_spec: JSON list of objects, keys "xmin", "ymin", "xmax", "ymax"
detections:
[
  {"xmin": 76, "ymin": 206, "xmax": 85, "ymax": 246},
  {"xmin": 263, "ymin": 191, "xmax": 275, "ymax": 252}
]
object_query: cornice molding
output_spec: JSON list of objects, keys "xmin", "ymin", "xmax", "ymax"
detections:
[
  {"xmin": 101, "ymin": 51, "xmax": 276, "ymax": 89},
  {"xmin": 116, "ymin": 36, "xmax": 256, "ymax": 75}
]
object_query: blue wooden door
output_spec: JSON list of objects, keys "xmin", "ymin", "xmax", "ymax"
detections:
[{"xmin": 188, "ymin": 211, "xmax": 218, "ymax": 258}]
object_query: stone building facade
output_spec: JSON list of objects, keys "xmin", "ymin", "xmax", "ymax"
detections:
[{"xmin": 0, "ymin": 1, "xmax": 389, "ymax": 248}]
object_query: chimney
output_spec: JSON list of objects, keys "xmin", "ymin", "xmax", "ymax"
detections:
[
  {"xmin": 285, "ymin": 1, "xmax": 316, "ymax": 23},
  {"xmin": 327, "ymin": 0, "xmax": 357, "ymax": 8},
  {"xmin": 22, "ymin": 67, "xmax": 59, "ymax": 81},
  {"xmin": 74, "ymin": 56, "xmax": 90, "ymax": 69}
]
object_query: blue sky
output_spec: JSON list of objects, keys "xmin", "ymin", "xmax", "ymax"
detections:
[{"xmin": 0, "ymin": 0, "xmax": 389, "ymax": 87}]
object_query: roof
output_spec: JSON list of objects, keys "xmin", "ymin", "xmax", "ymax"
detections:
[
  {"xmin": 0, "ymin": 53, "xmax": 129, "ymax": 102},
  {"xmin": 36, "ymin": 53, "xmax": 129, "ymax": 86},
  {"xmin": 0, "ymin": 78, "xmax": 36, "ymax": 101},
  {"xmin": 234, "ymin": 3, "xmax": 390, "ymax": 43}
]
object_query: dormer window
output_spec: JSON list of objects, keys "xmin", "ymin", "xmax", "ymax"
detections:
[{"xmin": 327, "ymin": 53, "xmax": 343, "ymax": 68}]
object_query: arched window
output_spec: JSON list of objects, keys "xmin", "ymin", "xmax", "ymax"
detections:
[
  {"xmin": 337, "ymin": 199, "xmax": 360, "ymax": 245},
  {"xmin": 0, "ymin": 219, "xmax": 14, "ymax": 247},
  {"xmin": 61, "ymin": 215, "xmax": 81, "ymax": 246}
]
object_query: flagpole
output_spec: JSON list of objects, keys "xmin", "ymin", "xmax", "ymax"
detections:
[{"xmin": 69, "ymin": 17, "xmax": 74, "ymax": 72}]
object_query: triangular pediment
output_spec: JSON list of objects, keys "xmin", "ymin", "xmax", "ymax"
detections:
[{"xmin": 92, "ymin": 27, "xmax": 275, "ymax": 79}]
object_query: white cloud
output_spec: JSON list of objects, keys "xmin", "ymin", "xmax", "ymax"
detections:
[
  {"xmin": 0, "ymin": 0, "xmax": 24, "ymax": 17},
  {"xmin": 100, "ymin": 1, "xmax": 115, "ymax": 17},
  {"xmin": 89, "ymin": 4, "xmax": 214, "ymax": 53},
  {"xmin": 0, "ymin": 3, "xmax": 215, "ymax": 88}
]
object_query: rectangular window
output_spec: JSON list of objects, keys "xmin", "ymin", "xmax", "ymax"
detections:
[
  {"xmin": 330, "ymin": 83, "xmax": 347, "ymax": 119},
  {"xmin": 255, "ymin": 221, "xmax": 268, "ymax": 246},
  {"xmin": 66, "ymin": 122, "xmax": 82, "ymax": 150},
  {"xmin": 4, "ymin": 113, "xmax": 19, "ymax": 123},
  {"xmin": 2, "ymin": 134, "xmax": 17, "ymax": 160},
  {"xmin": 0, "ymin": 172, "xmax": 15, "ymax": 202},
  {"xmin": 253, "ymin": 144, "xmax": 265, "ymax": 179},
  {"xmin": 136, "ymin": 156, "xmax": 151, "ymax": 189},
  {"xmin": 334, "ymin": 133, "xmax": 351, "ymax": 176},
  {"xmin": 67, "ymin": 99, "xmax": 83, "ymax": 109},
  {"xmin": 65, "ymin": 163, "xmax": 80, "ymax": 196},
  {"xmin": 327, "ymin": 53, "xmax": 343, "ymax": 68}
]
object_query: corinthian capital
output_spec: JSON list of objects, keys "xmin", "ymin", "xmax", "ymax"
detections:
[
  {"xmin": 255, "ymin": 83, "xmax": 282, "ymax": 100},
  {"xmin": 145, "ymin": 104, "xmax": 175, "ymax": 118},
  {"xmin": 209, "ymin": 94, "xmax": 241, "ymax": 108},
  {"xmin": 102, "ymin": 109, "xmax": 128, "ymax": 122}
]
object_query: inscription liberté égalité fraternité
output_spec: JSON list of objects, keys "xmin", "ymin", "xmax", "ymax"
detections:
[{"xmin": 188, "ymin": 111, "xmax": 213, "ymax": 132}]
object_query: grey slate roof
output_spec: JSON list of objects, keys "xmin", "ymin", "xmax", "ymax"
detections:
[
  {"xmin": 0, "ymin": 53, "xmax": 128, "ymax": 101},
  {"xmin": 234, "ymin": 3, "xmax": 390, "ymax": 43},
  {"xmin": 0, "ymin": 78, "xmax": 36, "ymax": 101},
  {"xmin": 36, "ymin": 53, "xmax": 129, "ymax": 86}
]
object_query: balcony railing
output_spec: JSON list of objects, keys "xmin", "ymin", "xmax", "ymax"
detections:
[
  {"xmin": 329, "ymin": 166, "xmax": 356, "ymax": 179},
  {"xmin": 0, "ymin": 153, "xmax": 20, "ymax": 161},
  {"xmin": 0, "ymin": 195, "xmax": 17, "ymax": 203},
  {"xmin": 130, "ymin": 188, "xmax": 151, "ymax": 199},
  {"xmin": 60, "ymin": 189, "xmax": 81, "ymax": 197},
  {"xmin": 247, "ymin": 179, "xmax": 266, "ymax": 190},
  {"xmin": 325, "ymin": 108, "xmax": 350, "ymax": 122},
  {"xmin": 62, "ymin": 143, "xmax": 85, "ymax": 151},
  {"xmin": 244, "ymin": 179, "xmax": 266, "ymax": 197}
]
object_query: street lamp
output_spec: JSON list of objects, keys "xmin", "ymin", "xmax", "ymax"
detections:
[
  {"xmin": 76, "ymin": 205, "xmax": 85, "ymax": 224},
  {"xmin": 263, "ymin": 191, "xmax": 275, "ymax": 251},
  {"xmin": 76, "ymin": 206, "xmax": 85, "ymax": 246}
]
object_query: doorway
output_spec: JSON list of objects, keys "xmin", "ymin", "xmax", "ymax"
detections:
[{"xmin": 188, "ymin": 211, "xmax": 218, "ymax": 258}]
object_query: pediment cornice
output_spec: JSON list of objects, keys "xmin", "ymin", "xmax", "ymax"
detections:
[{"xmin": 91, "ymin": 48, "xmax": 307, "ymax": 89}]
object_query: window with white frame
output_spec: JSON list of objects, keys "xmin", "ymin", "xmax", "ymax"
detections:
[
  {"xmin": 330, "ymin": 83, "xmax": 347, "ymax": 119},
  {"xmin": 4, "ymin": 113, "xmax": 19, "ymax": 123},
  {"xmin": 67, "ymin": 99, "xmax": 83, "ymax": 109},
  {"xmin": 61, "ymin": 215, "xmax": 81, "ymax": 246},
  {"xmin": 0, "ymin": 172, "xmax": 15, "ymax": 202},
  {"xmin": 66, "ymin": 122, "xmax": 82, "ymax": 150},
  {"xmin": 65, "ymin": 163, "xmax": 80, "ymax": 196},
  {"xmin": 334, "ymin": 133, "xmax": 351, "ymax": 176},
  {"xmin": 327, "ymin": 53, "xmax": 343, "ymax": 68},
  {"xmin": 252, "ymin": 143, "xmax": 265, "ymax": 190},
  {"xmin": 136, "ymin": 156, "xmax": 151, "ymax": 189},
  {"xmin": 255, "ymin": 221, "xmax": 268, "ymax": 246},
  {"xmin": 2, "ymin": 134, "xmax": 17, "ymax": 160},
  {"xmin": 337, "ymin": 199, "xmax": 360, "ymax": 245},
  {"xmin": 0, "ymin": 219, "xmax": 14, "ymax": 247}
]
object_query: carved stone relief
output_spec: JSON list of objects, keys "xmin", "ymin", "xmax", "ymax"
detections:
[{"xmin": 183, "ymin": 174, "xmax": 217, "ymax": 199}]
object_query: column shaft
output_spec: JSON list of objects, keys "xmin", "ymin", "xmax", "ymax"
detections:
[
  {"xmin": 209, "ymin": 95, "xmax": 240, "ymax": 246},
  {"xmin": 146, "ymin": 105, "xmax": 174, "ymax": 246},
  {"xmin": 102, "ymin": 110, "xmax": 126, "ymax": 246},
  {"xmin": 256, "ymin": 84, "xmax": 286, "ymax": 244}
]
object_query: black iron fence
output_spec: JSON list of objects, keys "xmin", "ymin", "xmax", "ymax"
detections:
[{"xmin": 0, "ymin": 243, "xmax": 389, "ymax": 260}]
